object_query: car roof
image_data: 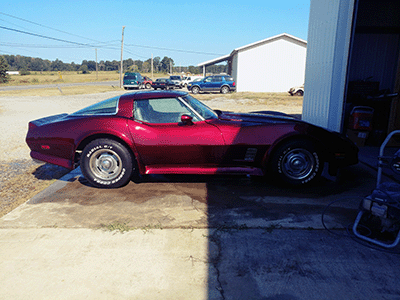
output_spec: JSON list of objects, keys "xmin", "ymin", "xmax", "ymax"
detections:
[{"xmin": 120, "ymin": 90, "xmax": 188, "ymax": 101}]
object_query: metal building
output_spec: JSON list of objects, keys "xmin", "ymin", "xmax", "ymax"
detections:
[
  {"xmin": 303, "ymin": 0, "xmax": 400, "ymax": 145},
  {"xmin": 198, "ymin": 33, "xmax": 307, "ymax": 93}
]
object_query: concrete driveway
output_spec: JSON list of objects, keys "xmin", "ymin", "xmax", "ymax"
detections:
[{"xmin": 1, "ymin": 163, "xmax": 400, "ymax": 299}]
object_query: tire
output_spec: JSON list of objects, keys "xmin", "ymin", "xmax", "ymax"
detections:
[
  {"xmin": 220, "ymin": 86, "xmax": 230, "ymax": 94},
  {"xmin": 145, "ymin": 83, "xmax": 151, "ymax": 89},
  {"xmin": 81, "ymin": 139, "xmax": 133, "ymax": 188},
  {"xmin": 295, "ymin": 90, "xmax": 304, "ymax": 96},
  {"xmin": 191, "ymin": 86, "xmax": 200, "ymax": 94},
  {"xmin": 270, "ymin": 140, "xmax": 323, "ymax": 186}
]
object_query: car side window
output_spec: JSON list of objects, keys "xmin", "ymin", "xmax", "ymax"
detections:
[
  {"xmin": 212, "ymin": 76, "xmax": 222, "ymax": 82},
  {"xmin": 134, "ymin": 98, "xmax": 200, "ymax": 124},
  {"xmin": 204, "ymin": 77, "xmax": 212, "ymax": 83}
]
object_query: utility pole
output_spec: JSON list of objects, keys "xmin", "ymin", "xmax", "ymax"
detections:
[
  {"xmin": 119, "ymin": 26, "xmax": 126, "ymax": 88},
  {"xmin": 151, "ymin": 53, "xmax": 153, "ymax": 79},
  {"xmin": 95, "ymin": 48, "xmax": 98, "ymax": 81}
]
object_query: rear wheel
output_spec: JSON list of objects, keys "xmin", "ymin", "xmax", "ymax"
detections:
[
  {"xmin": 81, "ymin": 139, "xmax": 133, "ymax": 188},
  {"xmin": 220, "ymin": 86, "xmax": 230, "ymax": 94},
  {"xmin": 295, "ymin": 90, "xmax": 304, "ymax": 96},
  {"xmin": 145, "ymin": 83, "xmax": 151, "ymax": 89},
  {"xmin": 269, "ymin": 140, "xmax": 323, "ymax": 186}
]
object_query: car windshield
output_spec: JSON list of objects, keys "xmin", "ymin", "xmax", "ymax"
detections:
[
  {"xmin": 170, "ymin": 76, "xmax": 180, "ymax": 80},
  {"xmin": 181, "ymin": 95, "xmax": 218, "ymax": 120},
  {"xmin": 71, "ymin": 96, "xmax": 119, "ymax": 116}
]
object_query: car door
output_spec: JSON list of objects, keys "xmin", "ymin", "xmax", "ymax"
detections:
[
  {"xmin": 127, "ymin": 97, "xmax": 226, "ymax": 167},
  {"xmin": 210, "ymin": 76, "xmax": 224, "ymax": 92},
  {"xmin": 200, "ymin": 76, "xmax": 213, "ymax": 92}
]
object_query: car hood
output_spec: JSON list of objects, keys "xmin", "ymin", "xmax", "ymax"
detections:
[{"xmin": 218, "ymin": 111, "xmax": 300, "ymax": 124}]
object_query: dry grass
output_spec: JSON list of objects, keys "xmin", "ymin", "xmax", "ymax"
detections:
[
  {"xmin": 196, "ymin": 92, "xmax": 303, "ymax": 107},
  {"xmin": 3, "ymin": 71, "xmax": 170, "ymax": 87},
  {"xmin": 0, "ymin": 163, "xmax": 70, "ymax": 218},
  {"xmin": 0, "ymin": 85, "xmax": 125, "ymax": 97}
]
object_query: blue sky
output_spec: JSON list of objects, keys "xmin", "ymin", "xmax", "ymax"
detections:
[{"xmin": 0, "ymin": 0, "xmax": 310, "ymax": 66}]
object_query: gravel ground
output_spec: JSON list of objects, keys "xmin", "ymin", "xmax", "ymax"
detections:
[
  {"xmin": 0, "ymin": 91, "xmax": 125, "ymax": 217},
  {"xmin": 0, "ymin": 91, "xmax": 302, "ymax": 217}
]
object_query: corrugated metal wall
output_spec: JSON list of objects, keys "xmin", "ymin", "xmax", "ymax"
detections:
[
  {"xmin": 235, "ymin": 38, "xmax": 306, "ymax": 92},
  {"xmin": 303, "ymin": 0, "xmax": 356, "ymax": 132},
  {"xmin": 349, "ymin": 33, "xmax": 400, "ymax": 91}
]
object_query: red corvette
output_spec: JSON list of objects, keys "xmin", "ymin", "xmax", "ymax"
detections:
[{"xmin": 26, "ymin": 91, "xmax": 358, "ymax": 188}]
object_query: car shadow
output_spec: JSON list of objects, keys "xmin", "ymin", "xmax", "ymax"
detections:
[{"xmin": 32, "ymin": 163, "xmax": 70, "ymax": 181}]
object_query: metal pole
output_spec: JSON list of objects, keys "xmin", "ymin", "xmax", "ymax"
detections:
[
  {"xmin": 95, "ymin": 48, "xmax": 98, "ymax": 81},
  {"xmin": 119, "ymin": 26, "xmax": 126, "ymax": 88},
  {"xmin": 151, "ymin": 53, "xmax": 153, "ymax": 79}
]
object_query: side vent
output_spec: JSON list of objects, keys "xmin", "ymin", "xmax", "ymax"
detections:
[{"xmin": 244, "ymin": 148, "xmax": 257, "ymax": 162}]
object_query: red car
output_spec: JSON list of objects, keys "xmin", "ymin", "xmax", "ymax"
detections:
[
  {"xmin": 142, "ymin": 76, "xmax": 153, "ymax": 89},
  {"xmin": 26, "ymin": 91, "xmax": 358, "ymax": 188}
]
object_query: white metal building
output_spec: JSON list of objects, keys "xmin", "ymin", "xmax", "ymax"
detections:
[
  {"xmin": 198, "ymin": 33, "xmax": 307, "ymax": 93},
  {"xmin": 303, "ymin": 0, "xmax": 400, "ymax": 140}
]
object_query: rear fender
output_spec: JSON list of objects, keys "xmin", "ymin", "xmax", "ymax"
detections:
[{"xmin": 74, "ymin": 129, "xmax": 140, "ymax": 170}]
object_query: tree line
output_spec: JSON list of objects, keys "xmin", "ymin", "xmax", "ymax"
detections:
[{"xmin": 1, "ymin": 54, "xmax": 228, "ymax": 75}]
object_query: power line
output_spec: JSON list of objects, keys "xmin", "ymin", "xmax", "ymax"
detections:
[
  {"xmin": 0, "ymin": 26, "xmax": 99, "ymax": 48},
  {"xmin": 0, "ymin": 12, "xmax": 102, "ymax": 43},
  {"xmin": 125, "ymin": 43, "xmax": 224, "ymax": 56}
]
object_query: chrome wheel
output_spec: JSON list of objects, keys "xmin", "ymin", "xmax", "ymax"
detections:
[
  {"xmin": 280, "ymin": 148, "xmax": 315, "ymax": 180},
  {"xmin": 81, "ymin": 138, "xmax": 134, "ymax": 188},
  {"xmin": 89, "ymin": 149, "xmax": 122, "ymax": 181},
  {"xmin": 270, "ymin": 140, "xmax": 322, "ymax": 186}
]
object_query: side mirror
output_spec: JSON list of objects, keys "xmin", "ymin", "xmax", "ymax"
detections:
[
  {"xmin": 181, "ymin": 114, "xmax": 193, "ymax": 125},
  {"xmin": 214, "ymin": 109, "xmax": 222, "ymax": 116}
]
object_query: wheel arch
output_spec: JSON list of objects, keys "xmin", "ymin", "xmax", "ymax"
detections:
[
  {"xmin": 74, "ymin": 133, "xmax": 137, "ymax": 167},
  {"xmin": 190, "ymin": 85, "xmax": 201, "ymax": 91},
  {"xmin": 262, "ymin": 134, "xmax": 326, "ymax": 170},
  {"xmin": 220, "ymin": 84, "xmax": 231, "ymax": 92}
]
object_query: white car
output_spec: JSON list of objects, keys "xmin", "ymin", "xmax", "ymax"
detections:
[
  {"xmin": 288, "ymin": 85, "xmax": 304, "ymax": 96},
  {"xmin": 181, "ymin": 76, "xmax": 203, "ymax": 87}
]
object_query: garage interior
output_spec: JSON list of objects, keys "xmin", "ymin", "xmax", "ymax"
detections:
[{"xmin": 345, "ymin": 0, "xmax": 400, "ymax": 146}]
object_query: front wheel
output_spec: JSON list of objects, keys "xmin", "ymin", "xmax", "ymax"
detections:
[
  {"xmin": 191, "ymin": 86, "xmax": 200, "ymax": 94},
  {"xmin": 81, "ymin": 139, "xmax": 133, "ymax": 188},
  {"xmin": 269, "ymin": 140, "xmax": 323, "ymax": 186}
]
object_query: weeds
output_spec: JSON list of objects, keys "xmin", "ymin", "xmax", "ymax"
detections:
[
  {"xmin": 100, "ymin": 222, "xmax": 164, "ymax": 233},
  {"xmin": 101, "ymin": 222, "xmax": 134, "ymax": 233}
]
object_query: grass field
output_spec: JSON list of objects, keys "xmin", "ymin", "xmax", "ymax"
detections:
[
  {"xmin": 0, "ymin": 71, "xmax": 303, "ymax": 107},
  {"xmin": 2, "ymin": 71, "xmax": 175, "ymax": 87}
]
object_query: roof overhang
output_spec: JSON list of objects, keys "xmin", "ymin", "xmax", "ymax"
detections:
[
  {"xmin": 197, "ymin": 54, "xmax": 231, "ymax": 67},
  {"xmin": 197, "ymin": 33, "xmax": 307, "ymax": 68}
]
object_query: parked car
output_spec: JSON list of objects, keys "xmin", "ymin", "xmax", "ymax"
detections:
[
  {"xmin": 288, "ymin": 85, "xmax": 304, "ymax": 96},
  {"xmin": 151, "ymin": 78, "xmax": 175, "ymax": 90},
  {"xmin": 187, "ymin": 75, "xmax": 236, "ymax": 94},
  {"xmin": 142, "ymin": 76, "xmax": 153, "ymax": 89},
  {"xmin": 181, "ymin": 76, "xmax": 203, "ymax": 87},
  {"xmin": 123, "ymin": 72, "xmax": 143, "ymax": 90},
  {"xmin": 26, "ymin": 90, "xmax": 358, "ymax": 188},
  {"xmin": 169, "ymin": 75, "xmax": 183, "ymax": 88}
]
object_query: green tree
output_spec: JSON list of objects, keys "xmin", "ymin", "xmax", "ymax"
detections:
[
  {"xmin": 0, "ymin": 56, "xmax": 10, "ymax": 83},
  {"xmin": 160, "ymin": 56, "xmax": 174, "ymax": 73},
  {"xmin": 78, "ymin": 64, "xmax": 90, "ymax": 74}
]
